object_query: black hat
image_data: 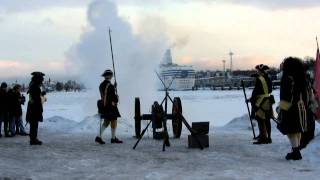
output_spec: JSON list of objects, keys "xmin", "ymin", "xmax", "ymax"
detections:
[
  {"xmin": 255, "ymin": 64, "xmax": 269, "ymax": 72},
  {"xmin": 0, "ymin": 82, "xmax": 7, "ymax": 88},
  {"xmin": 101, "ymin": 69, "xmax": 113, "ymax": 77},
  {"xmin": 31, "ymin": 71, "xmax": 45, "ymax": 77}
]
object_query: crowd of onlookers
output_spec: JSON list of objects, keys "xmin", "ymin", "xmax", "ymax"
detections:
[{"xmin": 0, "ymin": 82, "xmax": 28, "ymax": 138}]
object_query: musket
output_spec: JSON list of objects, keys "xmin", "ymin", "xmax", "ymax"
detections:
[
  {"xmin": 241, "ymin": 80, "xmax": 256, "ymax": 139},
  {"xmin": 108, "ymin": 28, "xmax": 118, "ymax": 94}
]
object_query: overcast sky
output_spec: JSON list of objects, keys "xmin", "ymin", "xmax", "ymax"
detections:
[{"xmin": 0, "ymin": 0, "xmax": 319, "ymax": 80}]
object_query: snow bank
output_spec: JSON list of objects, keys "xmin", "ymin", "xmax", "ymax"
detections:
[
  {"xmin": 42, "ymin": 116, "xmax": 77, "ymax": 132},
  {"xmin": 224, "ymin": 114, "xmax": 257, "ymax": 131},
  {"xmin": 42, "ymin": 115, "xmax": 134, "ymax": 135},
  {"xmin": 70, "ymin": 115, "xmax": 100, "ymax": 133}
]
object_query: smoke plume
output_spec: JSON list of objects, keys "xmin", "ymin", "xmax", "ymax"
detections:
[
  {"xmin": 171, "ymin": 36, "xmax": 189, "ymax": 49},
  {"xmin": 66, "ymin": 0, "xmax": 169, "ymax": 120}
]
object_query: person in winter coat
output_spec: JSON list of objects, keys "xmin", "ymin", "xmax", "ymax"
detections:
[
  {"xmin": 278, "ymin": 57, "xmax": 308, "ymax": 160},
  {"xmin": 0, "ymin": 82, "xmax": 11, "ymax": 137},
  {"xmin": 95, "ymin": 69, "xmax": 122, "ymax": 144},
  {"xmin": 299, "ymin": 74, "xmax": 316, "ymax": 149},
  {"xmin": 7, "ymin": 88, "xmax": 16, "ymax": 136},
  {"xmin": 8, "ymin": 84, "xmax": 28, "ymax": 136},
  {"xmin": 249, "ymin": 64, "xmax": 274, "ymax": 144},
  {"xmin": 26, "ymin": 72, "xmax": 45, "ymax": 145}
]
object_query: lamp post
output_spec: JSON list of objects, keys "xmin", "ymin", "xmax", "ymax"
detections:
[{"xmin": 229, "ymin": 51, "xmax": 234, "ymax": 76}]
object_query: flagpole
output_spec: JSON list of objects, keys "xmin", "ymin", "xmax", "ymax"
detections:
[{"xmin": 315, "ymin": 36, "xmax": 320, "ymax": 120}]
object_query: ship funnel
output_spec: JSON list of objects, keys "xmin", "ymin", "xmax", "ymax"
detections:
[{"xmin": 162, "ymin": 49, "xmax": 173, "ymax": 65}]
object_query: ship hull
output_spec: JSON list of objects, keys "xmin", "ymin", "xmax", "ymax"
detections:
[{"xmin": 159, "ymin": 77, "xmax": 195, "ymax": 91}]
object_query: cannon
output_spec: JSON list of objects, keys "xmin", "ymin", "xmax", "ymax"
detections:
[
  {"xmin": 133, "ymin": 71, "xmax": 204, "ymax": 151},
  {"xmin": 134, "ymin": 97, "xmax": 183, "ymax": 139}
]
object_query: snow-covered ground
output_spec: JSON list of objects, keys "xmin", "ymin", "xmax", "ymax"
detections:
[{"xmin": 1, "ymin": 90, "xmax": 320, "ymax": 179}]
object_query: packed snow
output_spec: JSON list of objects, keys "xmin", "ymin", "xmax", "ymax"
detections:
[{"xmin": 1, "ymin": 90, "xmax": 320, "ymax": 179}]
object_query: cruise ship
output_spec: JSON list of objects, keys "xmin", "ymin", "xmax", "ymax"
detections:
[{"xmin": 158, "ymin": 49, "xmax": 196, "ymax": 91}]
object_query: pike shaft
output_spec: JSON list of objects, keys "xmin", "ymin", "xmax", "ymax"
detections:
[{"xmin": 109, "ymin": 28, "xmax": 117, "ymax": 93}]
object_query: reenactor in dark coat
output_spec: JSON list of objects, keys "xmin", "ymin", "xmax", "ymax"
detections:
[
  {"xmin": 8, "ymin": 84, "xmax": 27, "ymax": 136},
  {"xmin": 95, "ymin": 69, "xmax": 122, "ymax": 144},
  {"xmin": 26, "ymin": 72, "xmax": 45, "ymax": 145},
  {"xmin": 299, "ymin": 74, "xmax": 316, "ymax": 149},
  {"xmin": 278, "ymin": 57, "xmax": 308, "ymax": 160},
  {"xmin": 249, "ymin": 64, "xmax": 274, "ymax": 144},
  {"xmin": 0, "ymin": 82, "xmax": 10, "ymax": 137}
]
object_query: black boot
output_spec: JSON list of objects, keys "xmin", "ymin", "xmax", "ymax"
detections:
[
  {"xmin": 95, "ymin": 136, "xmax": 105, "ymax": 144},
  {"xmin": 266, "ymin": 137, "xmax": 272, "ymax": 144},
  {"xmin": 30, "ymin": 139, "xmax": 42, "ymax": 145},
  {"xmin": 253, "ymin": 137, "xmax": 268, "ymax": 144},
  {"xmin": 111, "ymin": 137, "xmax": 123, "ymax": 144},
  {"xmin": 5, "ymin": 133, "xmax": 12, "ymax": 137},
  {"xmin": 165, "ymin": 138, "xmax": 170, "ymax": 147},
  {"xmin": 253, "ymin": 134, "xmax": 261, "ymax": 140},
  {"xmin": 19, "ymin": 132, "xmax": 29, "ymax": 136},
  {"xmin": 285, "ymin": 147, "xmax": 302, "ymax": 160},
  {"xmin": 10, "ymin": 131, "xmax": 15, "ymax": 137}
]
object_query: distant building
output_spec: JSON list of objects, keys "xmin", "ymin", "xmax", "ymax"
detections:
[{"xmin": 194, "ymin": 69, "xmax": 257, "ymax": 89}]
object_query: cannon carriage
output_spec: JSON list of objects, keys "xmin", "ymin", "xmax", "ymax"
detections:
[{"xmin": 134, "ymin": 97, "xmax": 183, "ymax": 139}]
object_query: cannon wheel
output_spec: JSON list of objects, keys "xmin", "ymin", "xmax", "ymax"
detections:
[
  {"xmin": 135, "ymin": 97, "xmax": 141, "ymax": 138},
  {"xmin": 172, "ymin": 97, "xmax": 183, "ymax": 138}
]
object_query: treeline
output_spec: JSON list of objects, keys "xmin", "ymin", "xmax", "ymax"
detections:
[{"xmin": 43, "ymin": 80, "xmax": 85, "ymax": 92}]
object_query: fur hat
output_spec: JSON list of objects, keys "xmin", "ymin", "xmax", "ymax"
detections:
[
  {"xmin": 101, "ymin": 69, "xmax": 113, "ymax": 77},
  {"xmin": 31, "ymin": 71, "xmax": 45, "ymax": 77}
]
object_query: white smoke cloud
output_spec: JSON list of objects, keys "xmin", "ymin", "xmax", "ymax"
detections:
[
  {"xmin": 226, "ymin": 0, "xmax": 320, "ymax": 10},
  {"xmin": 117, "ymin": 0, "xmax": 320, "ymax": 10},
  {"xmin": 66, "ymin": 0, "xmax": 169, "ymax": 120},
  {"xmin": 0, "ymin": 0, "xmax": 91, "ymax": 13},
  {"xmin": 3, "ymin": 0, "xmax": 320, "ymax": 14},
  {"xmin": 171, "ymin": 36, "xmax": 189, "ymax": 49}
]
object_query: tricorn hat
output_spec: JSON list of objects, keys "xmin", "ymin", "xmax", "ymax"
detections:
[
  {"xmin": 101, "ymin": 69, "xmax": 113, "ymax": 77},
  {"xmin": 31, "ymin": 71, "xmax": 45, "ymax": 77},
  {"xmin": 255, "ymin": 64, "xmax": 269, "ymax": 72},
  {"xmin": 13, "ymin": 84, "xmax": 21, "ymax": 90}
]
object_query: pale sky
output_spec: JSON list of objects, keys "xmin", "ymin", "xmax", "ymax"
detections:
[{"xmin": 0, "ymin": 0, "xmax": 319, "ymax": 79}]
